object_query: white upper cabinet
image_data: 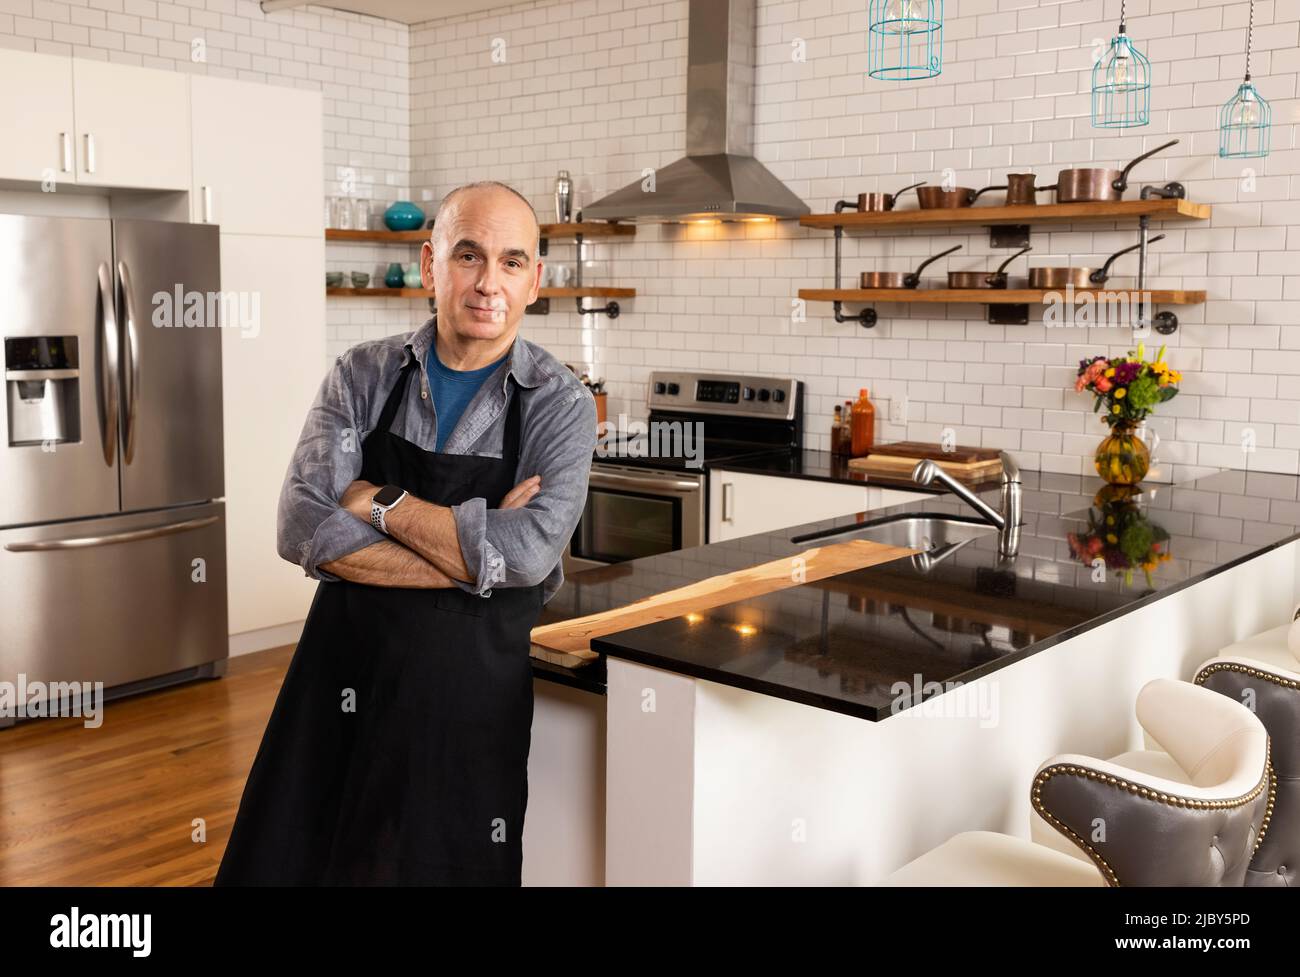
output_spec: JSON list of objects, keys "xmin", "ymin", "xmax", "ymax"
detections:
[
  {"xmin": 71, "ymin": 59, "xmax": 191, "ymax": 191},
  {"xmin": 190, "ymin": 76, "xmax": 323, "ymax": 237},
  {"xmin": 0, "ymin": 50, "xmax": 76, "ymax": 185}
]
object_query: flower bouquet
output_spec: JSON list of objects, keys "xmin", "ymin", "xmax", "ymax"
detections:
[
  {"xmin": 1075, "ymin": 342, "xmax": 1181, "ymax": 485},
  {"xmin": 1067, "ymin": 495, "xmax": 1172, "ymax": 588}
]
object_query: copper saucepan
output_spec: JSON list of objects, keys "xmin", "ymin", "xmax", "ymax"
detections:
[
  {"xmin": 835, "ymin": 181, "xmax": 925, "ymax": 213},
  {"xmin": 1045, "ymin": 139, "xmax": 1180, "ymax": 204},
  {"xmin": 860, "ymin": 245, "xmax": 963, "ymax": 289},
  {"xmin": 946, "ymin": 246, "xmax": 1033, "ymax": 289},
  {"xmin": 915, "ymin": 184, "xmax": 1007, "ymax": 209},
  {"xmin": 1005, "ymin": 174, "xmax": 1055, "ymax": 207},
  {"xmin": 1027, "ymin": 235, "xmax": 1165, "ymax": 289}
]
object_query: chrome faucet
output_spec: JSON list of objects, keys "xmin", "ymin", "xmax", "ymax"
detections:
[{"xmin": 911, "ymin": 451, "xmax": 1022, "ymax": 558}]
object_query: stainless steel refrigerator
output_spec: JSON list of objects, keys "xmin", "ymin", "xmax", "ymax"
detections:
[{"xmin": 0, "ymin": 215, "xmax": 228, "ymax": 725}]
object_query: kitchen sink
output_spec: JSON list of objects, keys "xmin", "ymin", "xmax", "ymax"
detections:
[{"xmin": 791, "ymin": 514, "xmax": 998, "ymax": 551}]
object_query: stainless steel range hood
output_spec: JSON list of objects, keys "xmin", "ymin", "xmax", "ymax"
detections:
[{"xmin": 582, "ymin": 0, "xmax": 809, "ymax": 224}]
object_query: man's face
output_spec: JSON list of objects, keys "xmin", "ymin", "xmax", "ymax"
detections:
[{"xmin": 420, "ymin": 187, "xmax": 541, "ymax": 344}]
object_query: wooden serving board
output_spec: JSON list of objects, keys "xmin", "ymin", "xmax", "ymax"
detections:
[
  {"xmin": 848, "ymin": 455, "xmax": 1004, "ymax": 477},
  {"xmin": 530, "ymin": 539, "xmax": 918, "ymax": 657},
  {"xmin": 866, "ymin": 441, "xmax": 1002, "ymax": 464}
]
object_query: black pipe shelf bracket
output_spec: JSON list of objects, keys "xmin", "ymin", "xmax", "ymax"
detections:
[
  {"xmin": 832, "ymin": 225, "xmax": 877, "ymax": 328},
  {"xmin": 573, "ymin": 232, "xmax": 620, "ymax": 319}
]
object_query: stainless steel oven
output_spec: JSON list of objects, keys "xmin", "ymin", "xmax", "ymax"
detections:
[
  {"xmin": 563, "ymin": 370, "xmax": 802, "ymax": 574},
  {"xmin": 565, "ymin": 463, "xmax": 705, "ymax": 573}
]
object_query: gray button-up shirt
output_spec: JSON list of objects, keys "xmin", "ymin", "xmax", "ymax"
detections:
[{"xmin": 277, "ymin": 314, "xmax": 595, "ymax": 603}]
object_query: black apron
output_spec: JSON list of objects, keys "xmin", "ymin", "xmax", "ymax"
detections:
[{"xmin": 214, "ymin": 354, "xmax": 544, "ymax": 886}]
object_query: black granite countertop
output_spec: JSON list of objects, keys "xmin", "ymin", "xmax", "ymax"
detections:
[{"xmin": 541, "ymin": 467, "xmax": 1300, "ymax": 721}]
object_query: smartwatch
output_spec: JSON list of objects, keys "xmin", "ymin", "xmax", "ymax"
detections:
[{"xmin": 370, "ymin": 484, "xmax": 408, "ymax": 534}]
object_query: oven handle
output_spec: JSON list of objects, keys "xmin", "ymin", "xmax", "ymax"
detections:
[{"xmin": 588, "ymin": 470, "xmax": 702, "ymax": 493}]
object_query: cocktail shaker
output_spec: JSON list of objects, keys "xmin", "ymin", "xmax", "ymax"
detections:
[{"xmin": 554, "ymin": 169, "xmax": 572, "ymax": 223}]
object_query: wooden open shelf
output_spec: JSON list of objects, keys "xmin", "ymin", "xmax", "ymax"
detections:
[
  {"xmin": 798, "ymin": 287, "xmax": 1206, "ymax": 305},
  {"xmin": 800, "ymin": 198, "xmax": 1211, "ymax": 232},
  {"xmin": 325, "ymin": 221, "xmax": 635, "ymax": 244},
  {"xmin": 327, "ymin": 286, "xmax": 636, "ymax": 299}
]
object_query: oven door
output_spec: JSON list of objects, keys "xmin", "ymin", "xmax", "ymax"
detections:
[{"xmin": 566, "ymin": 466, "xmax": 704, "ymax": 571}]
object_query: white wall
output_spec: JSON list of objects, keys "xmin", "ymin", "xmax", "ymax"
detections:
[
  {"xmin": 408, "ymin": 0, "xmax": 1300, "ymax": 483},
  {"xmin": 0, "ymin": 0, "xmax": 417, "ymax": 366}
]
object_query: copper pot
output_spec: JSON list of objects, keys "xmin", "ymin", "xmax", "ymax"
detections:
[
  {"xmin": 835, "ymin": 181, "xmax": 925, "ymax": 213},
  {"xmin": 946, "ymin": 246, "xmax": 1032, "ymax": 289},
  {"xmin": 860, "ymin": 245, "xmax": 962, "ymax": 289},
  {"xmin": 1051, "ymin": 140, "xmax": 1179, "ymax": 203},
  {"xmin": 1005, "ymin": 173, "xmax": 1054, "ymax": 206},
  {"xmin": 915, "ymin": 184, "xmax": 1006, "ymax": 209},
  {"xmin": 1027, "ymin": 235, "xmax": 1164, "ymax": 289}
]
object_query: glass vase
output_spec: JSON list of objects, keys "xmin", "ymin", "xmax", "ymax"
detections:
[{"xmin": 1095, "ymin": 423, "xmax": 1150, "ymax": 486}]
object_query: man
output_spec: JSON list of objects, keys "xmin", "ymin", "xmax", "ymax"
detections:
[{"xmin": 214, "ymin": 181, "xmax": 596, "ymax": 886}]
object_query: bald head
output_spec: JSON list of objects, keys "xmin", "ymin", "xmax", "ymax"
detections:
[{"xmin": 433, "ymin": 181, "xmax": 539, "ymax": 255}]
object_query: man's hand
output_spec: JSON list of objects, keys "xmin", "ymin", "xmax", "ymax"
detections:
[{"xmin": 500, "ymin": 475, "xmax": 541, "ymax": 510}]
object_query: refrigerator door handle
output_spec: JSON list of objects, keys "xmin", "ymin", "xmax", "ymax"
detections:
[
  {"xmin": 4, "ymin": 515, "xmax": 220, "ymax": 552},
  {"xmin": 117, "ymin": 259, "xmax": 142, "ymax": 464},
  {"xmin": 97, "ymin": 261, "xmax": 119, "ymax": 467}
]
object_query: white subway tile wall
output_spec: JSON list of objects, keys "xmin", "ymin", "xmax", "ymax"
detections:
[
  {"xmin": 6, "ymin": 0, "xmax": 1299, "ymax": 480},
  {"xmin": 0, "ymin": 0, "xmax": 417, "ymax": 361},
  {"xmin": 410, "ymin": 0, "xmax": 1300, "ymax": 481}
]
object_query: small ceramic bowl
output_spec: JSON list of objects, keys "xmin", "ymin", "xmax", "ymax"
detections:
[
  {"xmin": 350, "ymin": 271, "xmax": 370, "ymax": 288},
  {"xmin": 326, "ymin": 272, "xmax": 344, "ymax": 288}
]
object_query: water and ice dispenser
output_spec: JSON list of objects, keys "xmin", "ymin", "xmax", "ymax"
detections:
[{"xmin": 5, "ymin": 336, "xmax": 81, "ymax": 447}]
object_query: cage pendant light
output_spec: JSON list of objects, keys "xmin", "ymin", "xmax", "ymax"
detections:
[
  {"xmin": 1220, "ymin": 0, "xmax": 1271, "ymax": 158},
  {"xmin": 1091, "ymin": 0, "xmax": 1152, "ymax": 128},
  {"xmin": 867, "ymin": 0, "xmax": 943, "ymax": 81}
]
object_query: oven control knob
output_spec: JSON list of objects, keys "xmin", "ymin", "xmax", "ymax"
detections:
[
  {"xmin": 742, "ymin": 386, "xmax": 755, "ymax": 401},
  {"xmin": 666, "ymin": 382, "xmax": 680, "ymax": 395},
  {"xmin": 757, "ymin": 388, "xmax": 770, "ymax": 402},
  {"xmin": 653, "ymin": 381, "xmax": 666, "ymax": 395},
  {"xmin": 772, "ymin": 388, "xmax": 786, "ymax": 403}
]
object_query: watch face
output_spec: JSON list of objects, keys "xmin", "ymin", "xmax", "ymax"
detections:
[{"xmin": 373, "ymin": 484, "xmax": 404, "ymax": 507}]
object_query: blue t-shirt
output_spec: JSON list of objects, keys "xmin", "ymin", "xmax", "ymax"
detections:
[{"xmin": 427, "ymin": 345, "xmax": 509, "ymax": 451}]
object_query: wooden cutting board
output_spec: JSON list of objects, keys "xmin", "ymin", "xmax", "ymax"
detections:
[
  {"xmin": 848, "ymin": 454, "xmax": 1004, "ymax": 477},
  {"xmin": 866, "ymin": 441, "xmax": 1002, "ymax": 463},
  {"xmin": 530, "ymin": 538, "xmax": 918, "ymax": 657}
]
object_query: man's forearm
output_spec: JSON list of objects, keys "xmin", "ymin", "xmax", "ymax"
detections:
[
  {"xmin": 319, "ymin": 538, "xmax": 457, "ymax": 588},
  {"xmin": 381, "ymin": 498, "xmax": 473, "ymax": 582}
]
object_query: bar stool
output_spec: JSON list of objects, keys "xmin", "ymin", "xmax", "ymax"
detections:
[
  {"xmin": 1193, "ymin": 617, "xmax": 1299, "ymax": 886},
  {"xmin": 886, "ymin": 679, "xmax": 1272, "ymax": 886}
]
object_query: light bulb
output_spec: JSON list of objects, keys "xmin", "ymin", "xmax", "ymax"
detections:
[
  {"xmin": 1240, "ymin": 99, "xmax": 1258, "ymax": 126},
  {"xmin": 884, "ymin": 0, "xmax": 916, "ymax": 33},
  {"xmin": 1112, "ymin": 54, "xmax": 1129, "ymax": 87}
]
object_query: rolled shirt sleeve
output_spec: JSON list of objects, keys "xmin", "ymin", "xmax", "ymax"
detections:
[
  {"xmin": 451, "ymin": 380, "xmax": 596, "ymax": 597},
  {"xmin": 277, "ymin": 350, "xmax": 387, "ymax": 582}
]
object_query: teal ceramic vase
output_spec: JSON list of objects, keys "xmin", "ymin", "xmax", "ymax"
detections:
[
  {"xmin": 384, "ymin": 262, "xmax": 404, "ymax": 288},
  {"xmin": 383, "ymin": 200, "xmax": 425, "ymax": 231},
  {"xmin": 403, "ymin": 263, "xmax": 422, "ymax": 288}
]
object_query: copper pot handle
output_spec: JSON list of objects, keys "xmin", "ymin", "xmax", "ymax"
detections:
[
  {"xmin": 987, "ymin": 245, "xmax": 1029, "ymax": 276},
  {"xmin": 905, "ymin": 244, "xmax": 963, "ymax": 288},
  {"xmin": 969, "ymin": 184, "xmax": 1008, "ymax": 203},
  {"xmin": 1090, "ymin": 234, "xmax": 1165, "ymax": 285},
  {"xmin": 1113, "ymin": 139, "xmax": 1180, "ymax": 193},
  {"xmin": 888, "ymin": 181, "xmax": 925, "ymax": 207}
]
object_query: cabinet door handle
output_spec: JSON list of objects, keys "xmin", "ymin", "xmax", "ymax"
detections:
[
  {"xmin": 202, "ymin": 185, "xmax": 212, "ymax": 222},
  {"xmin": 84, "ymin": 133, "xmax": 95, "ymax": 174},
  {"xmin": 59, "ymin": 132, "xmax": 71, "ymax": 172},
  {"xmin": 722, "ymin": 482, "xmax": 735, "ymax": 523}
]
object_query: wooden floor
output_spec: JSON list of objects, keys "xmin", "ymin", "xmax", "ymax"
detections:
[{"xmin": 0, "ymin": 646, "xmax": 292, "ymax": 886}]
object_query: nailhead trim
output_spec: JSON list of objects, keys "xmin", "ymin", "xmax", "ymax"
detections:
[
  {"xmin": 1195, "ymin": 660, "xmax": 1300, "ymax": 692},
  {"xmin": 1030, "ymin": 741, "xmax": 1273, "ymax": 888}
]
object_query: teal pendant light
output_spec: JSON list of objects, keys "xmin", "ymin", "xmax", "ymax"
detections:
[
  {"xmin": 1220, "ymin": 0, "xmax": 1271, "ymax": 158},
  {"xmin": 1092, "ymin": 0, "xmax": 1152, "ymax": 128},
  {"xmin": 867, "ymin": 0, "xmax": 943, "ymax": 81}
]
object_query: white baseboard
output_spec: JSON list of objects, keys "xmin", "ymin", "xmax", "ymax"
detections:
[{"xmin": 228, "ymin": 620, "xmax": 305, "ymax": 658}]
